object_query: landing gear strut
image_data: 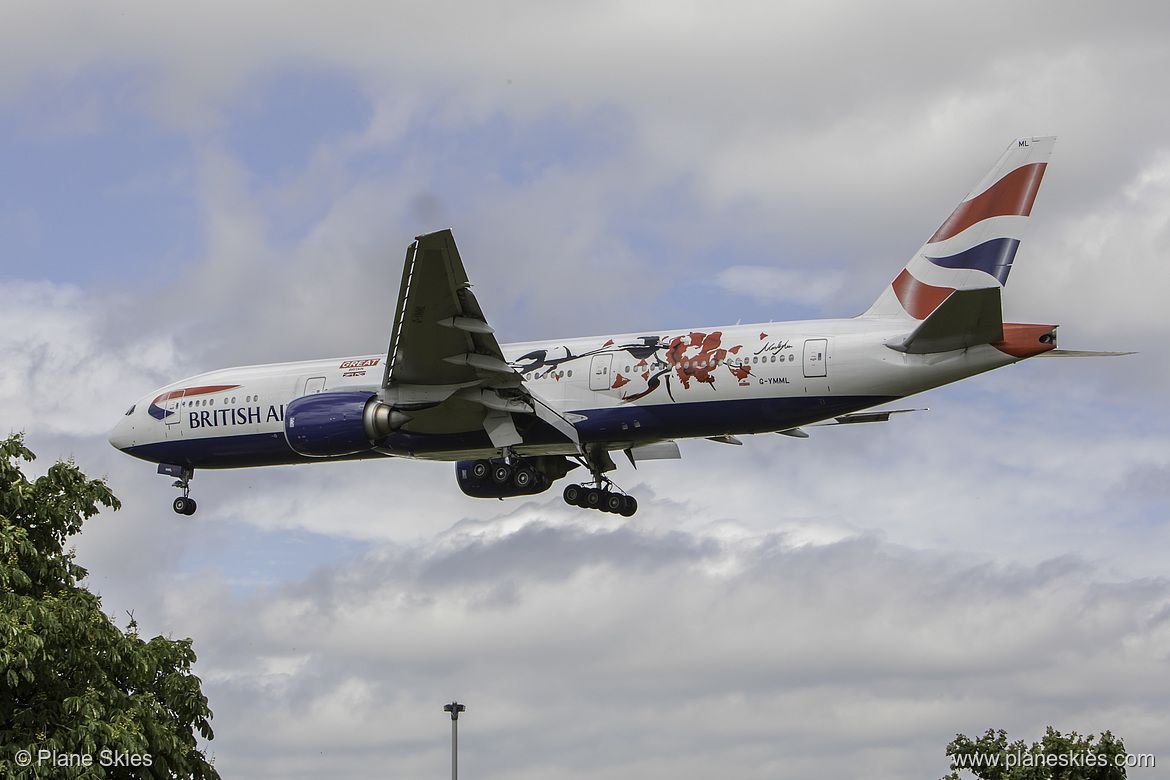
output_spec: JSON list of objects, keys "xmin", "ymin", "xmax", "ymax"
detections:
[{"xmin": 165, "ymin": 466, "xmax": 197, "ymax": 515}]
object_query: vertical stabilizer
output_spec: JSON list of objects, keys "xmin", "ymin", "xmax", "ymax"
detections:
[{"xmin": 863, "ymin": 136, "xmax": 1056, "ymax": 319}]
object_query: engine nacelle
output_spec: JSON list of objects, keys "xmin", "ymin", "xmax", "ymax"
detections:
[
  {"xmin": 284, "ymin": 391, "xmax": 410, "ymax": 457},
  {"xmin": 455, "ymin": 457, "xmax": 567, "ymax": 499}
]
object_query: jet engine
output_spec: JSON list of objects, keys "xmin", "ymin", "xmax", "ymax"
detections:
[{"xmin": 284, "ymin": 391, "xmax": 410, "ymax": 457}]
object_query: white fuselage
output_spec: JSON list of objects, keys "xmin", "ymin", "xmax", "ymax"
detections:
[{"xmin": 108, "ymin": 315, "xmax": 1023, "ymax": 470}]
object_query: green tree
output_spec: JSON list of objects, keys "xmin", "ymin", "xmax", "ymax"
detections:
[
  {"xmin": 943, "ymin": 726, "xmax": 1128, "ymax": 779},
  {"xmin": 1, "ymin": 434, "xmax": 219, "ymax": 778}
]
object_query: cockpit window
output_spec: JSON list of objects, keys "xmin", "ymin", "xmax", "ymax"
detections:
[{"xmin": 125, "ymin": 405, "xmax": 136, "ymax": 416}]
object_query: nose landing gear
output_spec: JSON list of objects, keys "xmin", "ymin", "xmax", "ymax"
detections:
[{"xmin": 159, "ymin": 464, "xmax": 197, "ymax": 515}]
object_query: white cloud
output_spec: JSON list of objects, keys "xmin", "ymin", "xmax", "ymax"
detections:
[
  {"xmin": 0, "ymin": 280, "xmax": 183, "ymax": 436},
  {"xmin": 133, "ymin": 517, "xmax": 1170, "ymax": 780},
  {"xmin": 714, "ymin": 265, "xmax": 847, "ymax": 307}
]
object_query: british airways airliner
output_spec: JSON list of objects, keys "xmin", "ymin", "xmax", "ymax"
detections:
[{"xmin": 110, "ymin": 136, "xmax": 1117, "ymax": 516}]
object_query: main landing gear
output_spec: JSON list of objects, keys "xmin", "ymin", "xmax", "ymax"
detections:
[
  {"xmin": 561, "ymin": 444, "xmax": 638, "ymax": 516},
  {"xmin": 562, "ymin": 482, "xmax": 638, "ymax": 517}
]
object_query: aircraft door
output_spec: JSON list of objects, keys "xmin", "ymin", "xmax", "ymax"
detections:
[
  {"xmin": 164, "ymin": 390, "xmax": 184, "ymax": 426},
  {"xmin": 589, "ymin": 355, "xmax": 613, "ymax": 391},
  {"xmin": 803, "ymin": 339, "xmax": 828, "ymax": 378},
  {"xmin": 303, "ymin": 376, "xmax": 327, "ymax": 395}
]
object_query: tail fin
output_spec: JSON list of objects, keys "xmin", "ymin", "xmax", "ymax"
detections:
[{"xmin": 863, "ymin": 136, "xmax": 1056, "ymax": 319}]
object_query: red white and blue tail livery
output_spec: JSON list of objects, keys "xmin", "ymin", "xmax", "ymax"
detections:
[
  {"xmin": 109, "ymin": 136, "xmax": 1123, "ymax": 517},
  {"xmin": 867, "ymin": 135, "xmax": 1054, "ymax": 320}
]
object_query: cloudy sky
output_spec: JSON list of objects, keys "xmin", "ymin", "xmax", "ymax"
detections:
[{"xmin": 4, "ymin": 1, "xmax": 1170, "ymax": 777}]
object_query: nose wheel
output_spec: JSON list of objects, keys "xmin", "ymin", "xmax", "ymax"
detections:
[{"xmin": 161, "ymin": 465, "xmax": 197, "ymax": 515}]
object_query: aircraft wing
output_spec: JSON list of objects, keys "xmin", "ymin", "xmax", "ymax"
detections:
[
  {"xmin": 383, "ymin": 229, "xmax": 512, "ymax": 390},
  {"xmin": 381, "ymin": 229, "xmax": 579, "ymax": 450}
]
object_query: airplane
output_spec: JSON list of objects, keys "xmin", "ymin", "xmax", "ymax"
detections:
[{"xmin": 109, "ymin": 136, "xmax": 1122, "ymax": 517}]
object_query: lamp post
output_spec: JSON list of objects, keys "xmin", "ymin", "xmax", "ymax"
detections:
[{"xmin": 443, "ymin": 701, "xmax": 465, "ymax": 780}]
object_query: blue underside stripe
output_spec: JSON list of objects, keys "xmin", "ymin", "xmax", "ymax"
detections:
[
  {"xmin": 122, "ymin": 395, "xmax": 899, "ymax": 469},
  {"xmin": 926, "ymin": 237, "xmax": 1019, "ymax": 284}
]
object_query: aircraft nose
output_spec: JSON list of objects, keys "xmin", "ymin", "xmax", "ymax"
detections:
[{"xmin": 108, "ymin": 410, "xmax": 136, "ymax": 451}]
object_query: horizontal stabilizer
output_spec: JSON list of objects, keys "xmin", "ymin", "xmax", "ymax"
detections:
[
  {"xmin": 783, "ymin": 409, "xmax": 927, "ymax": 437},
  {"xmin": 887, "ymin": 287, "xmax": 1003, "ymax": 354},
  {"xmin": 815, "ymin": 408, "xmax": 927, "ymax": 426},
  {"xmin": 1036, "ymin": 349, "xmax": 1137, "ymax": 357}
]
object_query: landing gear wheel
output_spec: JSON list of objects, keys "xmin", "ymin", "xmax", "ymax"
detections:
[
  {"xmin": 603, "ymin": 492, "xmax": 625, "ymax": 513},
  {"xmin": 512, "ymin": 468, "xmax": 536, "ymax": 490},
  {"xmin": 491, "ymin": 463, "xmax": 513, "ymax": 484},
  {"xmin": 471, "ymin": 459, "xmax": 491, "ymax": 480},
  {"xmin": 584, "ymin": 488, "xmax": 603, "ymax": 509},
  {"xmin": 563, "ymin": 484, "xmax": 583, "ymax": 506},
  {"xmin": 173, "ymin": 496, "xmax": 197, "ymax": 516},
  {"xmin": 620, "ymin": 495, "xmax": 638, "ymax": 517}
]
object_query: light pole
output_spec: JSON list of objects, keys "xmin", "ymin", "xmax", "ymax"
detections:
[{"xmin": 443, "ymin": 701, "xmax": 465, "ymax": 780}]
